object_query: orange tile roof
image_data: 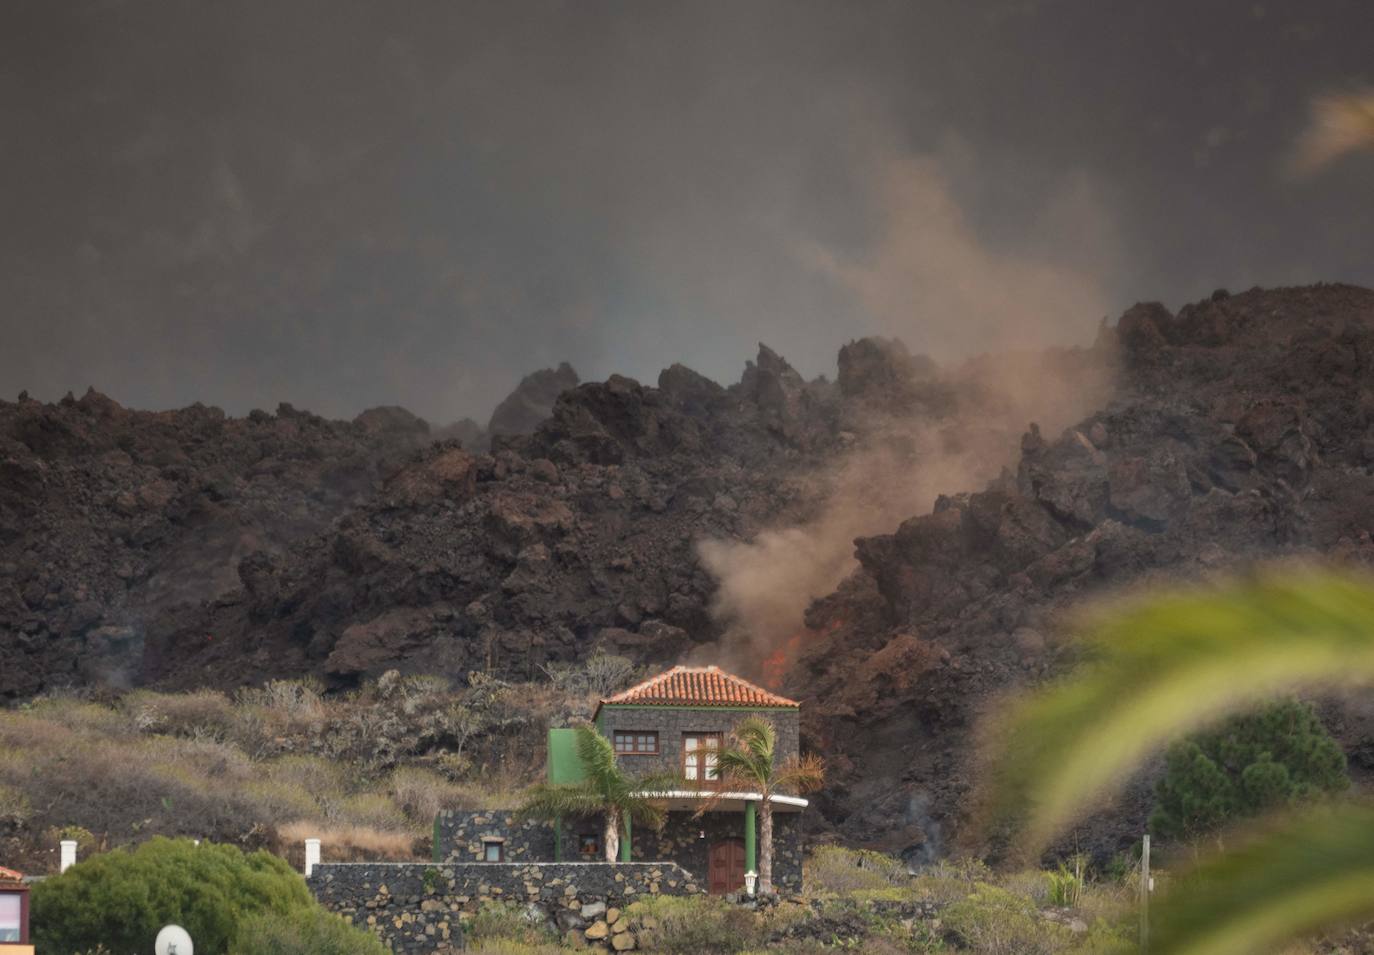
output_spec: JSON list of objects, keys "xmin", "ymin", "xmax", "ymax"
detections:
[
  {"xmin": 598, "ymin": 665, "xmax": 799, "ymax": 710},
  {"xmin": 0, "ymin": 866, "xmax": 24, "ymax": 885}
]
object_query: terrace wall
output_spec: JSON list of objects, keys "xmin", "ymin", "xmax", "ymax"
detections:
[{"xmin": 309, "ymin": 860, "xmax": 700, "ymax": 953}]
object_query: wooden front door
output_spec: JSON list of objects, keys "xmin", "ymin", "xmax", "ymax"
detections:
[{"xmin": 708, "ymin": 838, "xmax": 746, "ymax": 895}]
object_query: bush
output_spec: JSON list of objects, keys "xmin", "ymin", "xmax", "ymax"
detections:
[
  {"xmin": 124, "ymin": 689, "xmax": 238, "ymax": 740},
  {"xmin": 626, "ymin": 895, "xmax": 763, "ymax": 954},
  {"xmin": 339, "ymin": 792, "xmax": 408, "ymax": 830},
  {"xmin": 229, "ymin": 906, "xmax": 389, "ymax": 955},
  {"xmin": 1045, "ymin": 855, "xmax": 1086, "ymax": 907},
  {"xmin": 468, "ymin": 901, "xmax": 558, "ymax": 946},
  {"xmin": 464, "ymin": 942, "xmax": 567, "ymax": 955},
  {"xmin": 31, "ymin": 837, "xmax": 314, "ymax": 955},
  {"xmin": 1151, "ymin": 698, "xmax": 1349, "ymax": 842},
  {"xmin": 805, "ymin": 845, "xmax": 907, "ymax": 895},
  {"xmin": 943, "ymin": 883, "xmax": 1073, "ymax": 955},
  {"xmin": 0, "ymin": 783, "xmax": 31, "ymax": 828},
  {"xmin": 389, "ymin": 765, "xmax": 464, "ymax": 825}
]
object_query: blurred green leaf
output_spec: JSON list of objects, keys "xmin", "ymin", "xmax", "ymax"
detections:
[
  {"xmin": 1150, "ymin": 804, "xmax": 1374, "ymax": 955},
  {"xmin": 985, "ymin": 567, "xmax": 1374, "ymax": 849}
]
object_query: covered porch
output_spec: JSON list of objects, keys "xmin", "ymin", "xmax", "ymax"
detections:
[{"xmin": 553, "ymin": 792, "xmax": 807, "ymax": 895}]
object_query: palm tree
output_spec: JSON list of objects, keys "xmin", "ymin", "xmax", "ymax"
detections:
[
  {"xmin": 516, "ymin": 723, "xmax": 678, "ymax": 861},
  {"xmin": 984, "ymin": 567, "xmax": 1374, "ymax": 955},
  {"xmin": 700, "ymin": 715, "xmax": 824, "ymax": 896}
]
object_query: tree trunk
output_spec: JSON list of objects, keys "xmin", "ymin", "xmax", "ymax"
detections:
[
  {"xmin": 759, "ymin": 798, "xmax": 774, "ymax": 896},
  {"xmin": 604, "ymin": 811, "xmax": 620, "ymax": 862}
]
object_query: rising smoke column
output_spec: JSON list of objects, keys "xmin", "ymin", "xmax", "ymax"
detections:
[{"xmin": 698, "ymin": 149, "xmax": 1122, "ymax": 683}]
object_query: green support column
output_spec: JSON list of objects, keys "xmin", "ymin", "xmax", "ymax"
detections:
[
  {"xmin": 620, "ymin": 812, "xmax": 633, "ymax": 861},
  {"xmin": 744, "ymin": 800, "xmax": 758, "ymax": 875}
]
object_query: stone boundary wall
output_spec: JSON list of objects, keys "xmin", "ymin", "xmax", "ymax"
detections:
[
  {"xmin": 309, "ymin": 861, "xmax": 701, "ymax": 953},
  {"xmin": 434, "ymin": 809, "xmax": 561, "ymax": 863}
]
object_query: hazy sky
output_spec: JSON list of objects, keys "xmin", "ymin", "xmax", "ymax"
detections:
[{"xmin": 3, "ymin": 1, "xmax": 1371, "ymax": 423}]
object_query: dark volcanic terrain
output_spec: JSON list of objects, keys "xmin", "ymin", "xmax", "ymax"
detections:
[{"xmin": 4, "ymin": 283, "xmax": 1374, "ymax": 861}]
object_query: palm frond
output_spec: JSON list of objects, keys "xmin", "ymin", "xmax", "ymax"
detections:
[
  {"xmin": 715, "ymin": 747, "xmax": 770, "ymax": 788},
  {"xmin": 732, "ymin": 716, "xmax": 777, "ymax": 767},
  {"xmin": 515, "ymin": 781, "xmax": 606, "ymax": 822},
  {"xmin": 575, "ymin": 723, "xmax": 622, "ymax": 792},
  {"xmin": 984, "ymin": 568, "xmax": 1374, "ymax": 848},
  {"xmin": 1149, "ymin": 804, "xmax": 1374, "ymax": 955},
  {"xmin": 773, "ymin": 754, "xmax": 825, "ymax": 795}
]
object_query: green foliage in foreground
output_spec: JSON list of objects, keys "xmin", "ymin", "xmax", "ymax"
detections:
[
  {"xmin": 984, "ymin": 568, "xmax": 1374, "ymax": 954},
  {"xmin": 1151, "ymin": 698, "xmax": 1348, "ymax": 842},
  {"xmin": 229, "ymin": 907, "xmax": 388, "ymax": 955},
  {"xmin": 986, "ymin": 569, "xmax": 1374, "ymax": 850},
  {"xmin": 1148, "ymin": 804, "xmax": 1374, "ymax": 955},
  {"xmin": 32, "ymin": 837, "xmax": 314, "ymax": 955}
]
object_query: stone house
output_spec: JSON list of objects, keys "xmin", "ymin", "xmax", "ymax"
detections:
[{"xmin": 435, "ymin": 664, "xmax": 807, "ymax": 895}]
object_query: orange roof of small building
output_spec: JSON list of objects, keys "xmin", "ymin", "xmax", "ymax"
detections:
[
  {"xmin": 0, "ymin": 866, "xmax": 24, "ymax": 885},
  {"xmin": 598, "ymin": 665, "xmax": 798, "ymax": 711}
]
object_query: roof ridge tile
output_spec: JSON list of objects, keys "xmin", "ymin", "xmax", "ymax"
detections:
[{"xmin": 598, "ymin": 664, "xmax": 799, "ymax": 709}]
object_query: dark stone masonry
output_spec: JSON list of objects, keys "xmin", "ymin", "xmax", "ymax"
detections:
[
  {"xmin": 434, "ymin": 807, "xmax": 804, "ymax": 894},
  {"xmin": 310, "ymin": 860, "xmax": 700, "ymax": 953},
  {"xmin": 434, "ymin": 809, "xmax": 561, "ymax": 863},
  {"xmin": 596, "ymin": 705, "xmax": 800, "ymax": 782}
]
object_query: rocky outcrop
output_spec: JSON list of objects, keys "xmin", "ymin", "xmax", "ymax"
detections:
[
  {"xmin": 487, "ymin": 362, "xmax": 580, "ymax": 439},
  {"xmin": 0, "ymin": 393, "xmax": 431, "ymax": 696},
  {"xmin": 6, "ymin": 283, "xmax": 1374, "ymax": 868},
  {"xmin": 788, "ymin": 283, "xmax": 1374, "ymax": 862}
]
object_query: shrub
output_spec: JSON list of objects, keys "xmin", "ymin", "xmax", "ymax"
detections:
[
  {"xmin": 910, "ymin": 857, "xmax": 995, "ymax": 905},
  {"xmin": 339, "ymin": 793, "xmax": 408, "ymax": 831},
  {"xmin": 125, "ymin": 689, "xmax": 237, "ymax": 740},
  {"xmin": 389, "ymin": 766, "xmax": 464, "ymax": 825},
  {"xmin": 943, "ymin": 883, "xmax": 1072, "ymax": 955},
  {"xmin": 46, "ymin": 825, "xmax": 101, "ymax": 856},
  {"xmin": 467, "ymin": 901, "xmax": 557, "ymax": 946},
  {"xmin": 805, "ymin": 844, "xmax": 907, "ymax": 895},
  {"xmin": 31, "ymin": 837, "xmax": 314, "ymax": 955},
  {"xmin": 265, "ymin": 755, "xmax": 348, "ymax": 805},
  {"xmin": 0, "ymin": 783, "xmax": 31, "ymax": 828},
  {"xmin": 240, "ymin": 778, "xmax": 321, "ymax": 822},
  {"xmin": 464, "ymin": 942, "xmax": 567, "ymax": 955},
  {"xmin": 1045, "ymin": 855, "xmax": 1086, "ymax": 908},
  {"xmin": 626, "ymin": 895, "xmax": 763, "ymax": 954},
  {"xmin": 541, "ymin": 650, "xmax": 641, "ymax": 698},
  {"xmin": 1150, "ymin": 698, "xmax": 1349, "ymax": 842},
  {"xmin": 228, "ymin": 906, "xmax": 388, "ymax": 955}
]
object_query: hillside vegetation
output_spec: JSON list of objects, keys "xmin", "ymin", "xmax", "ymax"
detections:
[{"xmin": 0, "ymin": 658, "xmax": 642, "ymax": 871}]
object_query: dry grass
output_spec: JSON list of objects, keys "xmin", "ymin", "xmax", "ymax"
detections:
[
  {"xmin": 0, "ymin": 659, "xmax": 639, "ymax": 871},
  {"xmin": 278, "ymin": 821, "xmax": 416, "ymax": 861}
]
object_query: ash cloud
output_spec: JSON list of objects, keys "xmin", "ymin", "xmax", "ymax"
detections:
[{"xmin": 699, "ymin": 143, "xmax": 1119, "ymax": 670}]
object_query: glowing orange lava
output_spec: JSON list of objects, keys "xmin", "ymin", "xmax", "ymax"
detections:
[
  {"xmin": 760, "ymin": 617, "xmax": 849, "ymax": 688},
  {"xmin": 760, "ymin": 632, "xmax": 804, "ymax": 688}
]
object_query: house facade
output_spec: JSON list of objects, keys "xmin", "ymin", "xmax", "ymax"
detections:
[
  {"xmin": 0, "ymin": 867, "xmax": 32, "ymax": 955},
  {"xmin": 433, "ymin": 665, "xmax": 807, "ymax": 895}
]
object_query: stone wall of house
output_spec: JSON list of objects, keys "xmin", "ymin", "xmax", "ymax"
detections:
[
  {"xmin": 309, "ymin": 861, "xmax": 700, "ymax": 953},
  {"xmin": 597, "ymin": 706, "xmax": 800, "ymax": 781},
  {"xmin": 434, "ymin": 809, "xmax": 561, "ymax": 863},
  {"xmin": 632, "ymin": 809, "xmax": 804, "ymax": 895},
  {"xmin": 433, "ymin": 808, "xmax": 803, "ymax": 894}
]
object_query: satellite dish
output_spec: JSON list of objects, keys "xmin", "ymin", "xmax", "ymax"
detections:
[{"xmin": 155, "ymin": 924, "xmax": 193, "ymax": 955}]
